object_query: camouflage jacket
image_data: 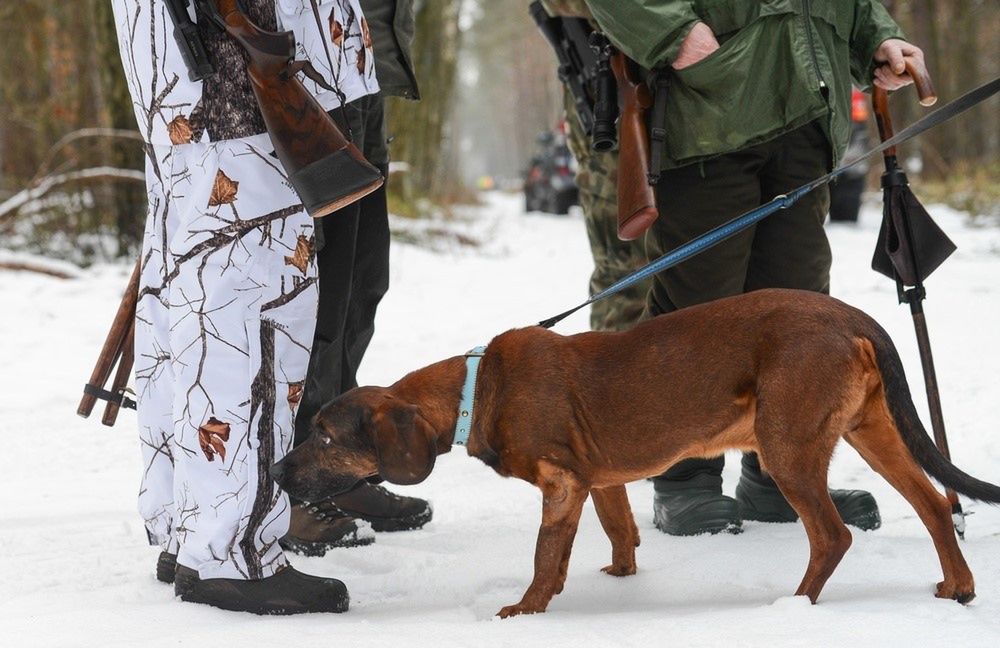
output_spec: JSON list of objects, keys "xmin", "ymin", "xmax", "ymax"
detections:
[
  {"xmin": 111, "ymin": 0, "xmax": 378, "ymax": 146},
  {"xmin": 583, "ymin": 0, "xmax": 905, "ymax": 169}
]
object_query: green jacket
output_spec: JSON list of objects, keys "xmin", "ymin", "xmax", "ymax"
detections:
[
  {"xmin": 360, "ymin": 0, "xmax": 420, "ymax": 100},
  {"xmin": 584, "ymin": 0, "xmax": 905, "ymax": 169}
]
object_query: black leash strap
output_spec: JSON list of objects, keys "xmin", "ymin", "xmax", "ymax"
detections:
[{"xmin": 538, "ymin": 76, "xmax": 1000, "ymax": 329}]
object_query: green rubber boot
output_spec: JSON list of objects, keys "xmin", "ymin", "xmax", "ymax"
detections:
[
  {"xmin": 735, "ymin": 454, "xmax": 882, "ymax": 531},
  {"xmin": 653, "ymin": 472, "xmax": 742, "ymax": 536}
]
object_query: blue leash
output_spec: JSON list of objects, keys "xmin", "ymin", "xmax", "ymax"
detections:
[{"xmin": 538, "ymin": 76, "xmax": 1000, "ymax": 330}]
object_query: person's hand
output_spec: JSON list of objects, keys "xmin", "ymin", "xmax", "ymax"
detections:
[
  {"xmin": 873, "ymin": 39, "xmax": 926, "ymax": 91},
  {"xmin": 671, "ymin": 22, "xmax": 720, "ymax": 70}
]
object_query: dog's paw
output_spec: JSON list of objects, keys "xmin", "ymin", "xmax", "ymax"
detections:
[
  {"xmin": 601, "ymin": 563, "xmax": 636, "ymax": 577},
  {"xmin": 936, "ymin": 580, "xmax": 975, "ymax": 604},
  {"xmin": 496, "ymin": 603, "xmax": 545, "ymax": 619}
]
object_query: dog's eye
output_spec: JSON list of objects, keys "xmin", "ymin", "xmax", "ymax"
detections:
[{"xmin": 319, "ymin": 436, "xmax": 332, "ymax": 446}]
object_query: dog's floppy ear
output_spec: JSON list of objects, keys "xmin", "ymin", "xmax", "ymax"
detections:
[{"xmin": 370, "ymin": 401, "xmax": 437, "ymax": 485}]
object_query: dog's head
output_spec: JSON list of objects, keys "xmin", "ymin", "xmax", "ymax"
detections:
[{"xmin": 270, "ymin": 386, "xmax": 439, "ymax": 502}]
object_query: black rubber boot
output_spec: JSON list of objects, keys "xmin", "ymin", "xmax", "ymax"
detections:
[
  {"xmin": 174, "ymin": 564, "xmax": 349, "ymax": 615},
  {"xmin": 735, "ymin": 453, "xmax": 882, "ymax": 530},
  {"xmin": 156, "ymin": 551, "xmax": 177, "ymax": 584},
  {"xmin": 653, "ymin": 459, "xmax": 742, "ymax": 536},
  {"xmin": 280, "ymin": 501, "xmax": 375, "ymax": 557},
  {"xmin": 332, "ymin": 482, "xmax": 433, "ymax": 532}
]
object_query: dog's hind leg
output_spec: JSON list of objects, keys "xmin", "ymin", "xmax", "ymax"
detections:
[
  {"xmin": 497, "ymin": 463, "xmax": 589, "ymax": 618},
  {"xmin": 592, "ymin": 485, "xmax": 639, "ymax": 577},
  {"xmin": 757, "ymin": 427, "xmax": 852, "ymax": 603},
  {"xmin": 845, "ymin": 404, "xmax": 975, "ymax": 603}
]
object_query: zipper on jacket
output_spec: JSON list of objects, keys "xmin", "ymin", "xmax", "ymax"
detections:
[{"xmin": 802, "ymin": 0, "xmax": 827, "ymax": 96}]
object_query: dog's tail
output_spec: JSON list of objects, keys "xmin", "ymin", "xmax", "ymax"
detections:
[{"xmin": 867, "ymin": 321, "xmax": 1000, "ymax": 503}]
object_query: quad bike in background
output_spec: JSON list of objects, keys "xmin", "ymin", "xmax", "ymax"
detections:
[{"xmin": 524, "ymin": 126, "xmax": 579, "ymax": 215}]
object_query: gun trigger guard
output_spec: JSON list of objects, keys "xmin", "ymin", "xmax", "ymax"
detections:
[{"xmin": 286, "ymin": 60, "xmax": 336, "ymax": 93}]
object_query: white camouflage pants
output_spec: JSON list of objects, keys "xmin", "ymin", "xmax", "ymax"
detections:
[{"xmin": 134, "ymin": 133, "xmax": 318, "ymax": 580}]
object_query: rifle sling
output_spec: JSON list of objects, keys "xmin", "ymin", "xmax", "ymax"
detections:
[
  {"xmin": 538, "ymin": 75, "xmax": 1000, "ymax": 330},
  {"xmin": 83, "ymin": 383, "xmax": 137, "ymax": 411},
  {"xmin": 647, "ymin": 71, "xmax": 669, "ymax": 185}
]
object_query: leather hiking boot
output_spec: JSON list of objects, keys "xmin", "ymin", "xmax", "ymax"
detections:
[
  {"xmin": 735, "ymin": 457, "xmax": 882, "ymax": 531},
  {"xmin": 280, "ymin": 501, "xmax": 375, "ymax": 557},
  {"xmin": 174, "ymin": 564, "xmax": 348, "ymax": 614},
  {"xmin": 332, "ymin": 482, "xmax": 433, "ymax": 532},
  {"xmin": 157, "ymin": 551, "xmax": 177, "ymax": 584},
  {"xmin": 653, "ymin": 473, "xmax": 742, "ymax": 536}
]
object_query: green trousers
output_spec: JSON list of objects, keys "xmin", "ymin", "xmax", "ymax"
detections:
[{"xmin": 649, "ymin": 120, "xmax": 832, "ymax": 483}]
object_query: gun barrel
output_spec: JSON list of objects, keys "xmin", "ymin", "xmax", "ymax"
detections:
[{"xmin": 529, "ymin": 2, "xmax": 598, "ymax": 134}]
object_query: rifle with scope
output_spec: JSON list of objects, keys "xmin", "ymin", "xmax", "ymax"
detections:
[
  {"xmin": 529, "ymin": 1, "xmax": 617, "ymax": 152},
  {"xmin": 530, "ymin": 2, "xmax": 660, "ymax": 240}
]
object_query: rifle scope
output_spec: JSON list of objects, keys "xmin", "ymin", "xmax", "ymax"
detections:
[{"xmin": 590, "ymin": 33, "xmax": 618, "ymax": 152}]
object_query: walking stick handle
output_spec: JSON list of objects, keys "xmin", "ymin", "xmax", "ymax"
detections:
[
  {"xmin": 904, "ymin": 57, "xmax": 937, "ymax": 106},
  {"xmin": 77, "ymin": 259, "xmax": 140, "ymax": 418},
  {"xmin": 871, "ymin": 58, "xmax": 937, "ymax": 158}
]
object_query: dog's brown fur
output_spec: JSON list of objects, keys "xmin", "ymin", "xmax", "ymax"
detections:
[{"xmin": 271, "ymin": 289, "xmax": 999, "ymax": 617}]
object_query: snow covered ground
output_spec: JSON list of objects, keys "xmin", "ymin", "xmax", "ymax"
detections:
[{"xmin": 2, "ymin": 192, "xmax": 999, "ymax": 647}]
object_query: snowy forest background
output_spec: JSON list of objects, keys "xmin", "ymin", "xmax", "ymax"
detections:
[{"xmin": 2, "ymin": 4, "xmax": 1000, "ymax": 645}]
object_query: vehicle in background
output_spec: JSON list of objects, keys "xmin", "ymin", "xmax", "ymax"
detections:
[
  {"xmin": 524, "ymin": 126, "xmax": 579, "ymax": 215},
  {"xmin": 829, "ymin": 88, "xmax": 872, "ymax": 223}
]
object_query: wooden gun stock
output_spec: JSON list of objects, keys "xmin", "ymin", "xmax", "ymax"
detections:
[
  {"xmin": 212, "ymin": 0, "xmax": 383, "ymax": 217},
  {"xmin": 610, "ymin": 53, "xmax": 658, "ymax": 241}
]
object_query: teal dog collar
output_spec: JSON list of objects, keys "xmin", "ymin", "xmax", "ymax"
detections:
[{"xmin": 454, "ymin": 346, "xmax": 486, "ymax": 446}]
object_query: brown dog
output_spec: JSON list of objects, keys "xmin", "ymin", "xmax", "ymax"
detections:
[{"xmin": 270, "ymin": 288, "xmax": 999, "ymax": 617}]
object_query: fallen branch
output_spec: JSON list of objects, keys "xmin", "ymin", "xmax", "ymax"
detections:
[
  {"xmin": 32, "ymin": 128, "xmax": 145, "ymax": 181},
  {"xmin": 0, "ymin": 251, "xmax": 83, "ymax": 279},
  {"xmin": 0, "ymin": 166, "xmax": 146, "ymax": 223}
]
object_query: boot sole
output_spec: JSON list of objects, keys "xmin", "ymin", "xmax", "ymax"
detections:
[
  {"xmin": 653, "ymin": 500, "xmax": 743, "ymax": 537},
  {"xmin": 737, "ymin": 485, "xmax": 883, "ymax": 531},
  {"xmin": 279, "ymin": 529, "xmax": 375, "ymax": 557},
  {"xmin": 740, "ymin": 506, "xmax": 882, "ymax": 531},
  {"xmin": 338, "ymin": 505, "xmax": 433, "ymax": 533},
  {"xmin": 174, "ymin": 567, "xmax": 349, "ymax": 615},
  {"xmin": 654, "ymin": 517, "xmax": 743, "ymax": 536}
]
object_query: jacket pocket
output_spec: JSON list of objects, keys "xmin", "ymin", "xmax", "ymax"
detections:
[
  {"xmin": 663, "ymin": 11, "xmax": 826, "ymax": 165},
  {"xmin": 693, "ymin": 0, "xmax": 756, "ymax": 39},
  {"xmin": 693, "ymin": 0, "xmax": 800, "ymax": 39}
]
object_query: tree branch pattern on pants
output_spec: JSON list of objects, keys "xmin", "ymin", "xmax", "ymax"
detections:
[{"xmin": 135, "ymin": 133, "xmax": 318, "ymax": 580}]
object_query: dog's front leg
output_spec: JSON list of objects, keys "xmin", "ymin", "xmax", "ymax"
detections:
[
  {"xmin": 592, "ymin": 485, "xmax": 639, "ymax": 576},
  {"xmin": 497, "ymin": 467, "xmax": 588, "ymax": 618}
]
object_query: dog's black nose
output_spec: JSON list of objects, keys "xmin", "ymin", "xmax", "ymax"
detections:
[{"xmin": 269, "ymin": 461, "xmax": 285, "ymax": 484}]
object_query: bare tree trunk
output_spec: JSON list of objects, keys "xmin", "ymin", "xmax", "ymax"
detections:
[{"xmin": 386, "ymin": 0, "xmax": 466, "ymax": 205}]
